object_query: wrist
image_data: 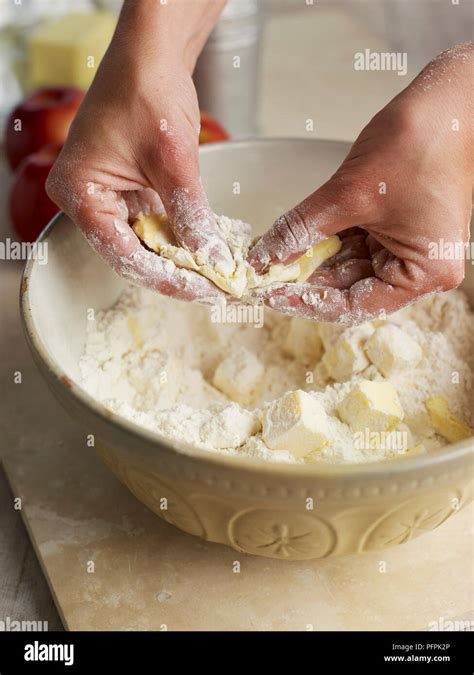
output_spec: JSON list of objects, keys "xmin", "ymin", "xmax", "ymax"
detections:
[
  {"xmin": 410, "ymin": 43, "xmax": 473, "ymax": 147},
  {"xmin": 119, "ymin": 0, "xmax": 226, "ymax": 72}
]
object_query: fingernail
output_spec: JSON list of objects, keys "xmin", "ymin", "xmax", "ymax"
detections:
[{"xmin": 248, "ymin": 243, "xmax": 271, "ymax": 273}]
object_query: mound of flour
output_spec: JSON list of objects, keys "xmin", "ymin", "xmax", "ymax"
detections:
[{"xmin": 80, "ymin": 286, "xmax": 473, "ymax": 464}]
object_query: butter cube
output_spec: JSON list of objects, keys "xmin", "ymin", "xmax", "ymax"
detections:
[
  {"xmin": 262, "ymin": 390, "xmax": 330, "ymax": 457},
  {"xmin": 29, "ymin": 12, "xmax": 116, "ymax": 89},
  {"xmin": 284, "ymin": 317, "xmax": 322, "ymax": 364},
  {"xmin": 317, "ymin": 322, "xmax": 345, "ymax": 350},
  {"xmin": 366, "ymin": 324, "xmax": 422, "ymax": 377},
  {"xmin": 213, "ymin": 348, "xmax": 264, "ymax": 407},
  {"xmin": 322, "ymin": 324, "xmax": 374, "ymax": 382},
  {"xmin": 425, "ymin": 396, "xmax": 472, "ymax": 443},
  {"xmin": 338, "ymin": 380, "xmax": 404, "ymax": 433},
  {"xmin": 296, "ymin": 236, "xmax": 342, "ymax": 282},
  {"xmin": 127, "ymin": 352, "xmax": 182, "ymax": 411}
]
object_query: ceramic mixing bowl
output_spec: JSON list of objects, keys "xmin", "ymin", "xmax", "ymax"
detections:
[{"xmin": 21, "ymin": 139, "xmax": 474, "ymax": 560}]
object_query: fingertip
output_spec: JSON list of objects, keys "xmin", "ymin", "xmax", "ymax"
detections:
[
  {"xmin": 164, "ymin": 187, "xmax": 235, "ymax": 273},
  {"xmin": 246, "ymin": 242, "xmax": 271, "ymax": 273},
  {"xmin": 251, "ymin": 281, "xmax": 351, "ymax": 322}
]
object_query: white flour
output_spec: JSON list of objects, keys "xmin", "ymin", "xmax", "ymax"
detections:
[{"xmin": 80, "ymin": 278, "xmax": 473, "ymax": 464}]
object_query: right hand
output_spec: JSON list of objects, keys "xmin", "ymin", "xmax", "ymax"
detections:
[
  {"xmin": 47, "ymin": 0, "xmax": 230, "ymax": 303},
  {"xmin": 248, "ymin": 44, "xmax": 473, "ymax": 323}
]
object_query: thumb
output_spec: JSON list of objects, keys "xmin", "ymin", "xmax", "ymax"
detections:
[
  {"xmin": 247, "ymin": 174, "xmax": 379, "ymax": 272},
  {"xmin": 143, "ymin": 131, "xmax": 235, "ymax": 277}
]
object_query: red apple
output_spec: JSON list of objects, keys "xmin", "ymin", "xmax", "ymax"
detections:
[
  {"xmin": 9, "ymin": 144, "xmax": 62, "ymax": 242},
  {"xmin": 5, "ymin": 87, "xmax": 84, "ymax": 170},
  {"xmin": 199, "ymin": 111, "xmax": 230, "ymax": 144}
]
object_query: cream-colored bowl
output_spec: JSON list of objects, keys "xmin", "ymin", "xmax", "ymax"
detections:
[{"xmin": 21, "ymin": 139, "xmax": 474, "ymax": 560}]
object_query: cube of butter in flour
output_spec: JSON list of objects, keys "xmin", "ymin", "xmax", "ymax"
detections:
[
  {"xmin": 425, "ymin": 395, "xmax": 472, "ymax": 443},
  {"xmin": 322, "ymin": 324, "xmax": 374, "ymax": 382},
  {"xmin": 127, "ymin": 352, "xmax": 182, "ymax": 410},
  {"xmin": 284, "ymin": 317, "xmax": 322, "ymax": 364},
  {"xmin": 366, "ymin": 324, "xmax": 422, "ymax": 377},
  {"xmin": 213, "ymin": 348, "xmax": 264, "ymax": 407},
  {"xmin": 262, "ymin": 390, "xmax": 330, "ymax": 457},
  {"xmin": 338, "ymin": 380, "xmax": 404, "ymax": 433},
  {"xmin": 317, "ymin": 322, "xmax": 346, "ymax": 350}
]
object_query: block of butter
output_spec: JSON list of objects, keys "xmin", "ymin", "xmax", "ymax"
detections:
[
  {"xmin": 425, "ymin": 396, "xmax": 472, "ymax": 443},
  {"xmin": 317, "ymin": 322, "xmax": 346, "ymax": 350},
  {"xmin": 338, "ymin": 379, "xmax": 404, "ymax": 433},
  {"xmin": 322, "ymin": 324, "xmax": 374, "ymax": 382},
  {"xmin": 213, "ymin": 348, "xmax": 264, "ymax": 408},
  {"xmin": 283, "ymin": 317, "xmax": 322, "ymax": 364},
  {"xmin": 28, "ymin": 11, "xmax": 116, "ymax": 89},
  {"xmin": 366, "ymin": 324, "xmax": 422, "ymax": 377},
  {"xmin": 262, "ymin": 390, "xmax": 330, "ymax": 457}
]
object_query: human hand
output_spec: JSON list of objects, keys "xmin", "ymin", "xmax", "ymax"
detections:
[
  {"xmin": 46, "ymin": 0, "xmax": 230, "ymax": 303},
  {"xmin": 248, "ymin": 44, "xmax": 473, "ymax": 323}
]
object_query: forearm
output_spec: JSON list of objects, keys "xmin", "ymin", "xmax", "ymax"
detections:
[{"xmin": 118, "ymin": 0, "xmax": 227, "ymax": 71}]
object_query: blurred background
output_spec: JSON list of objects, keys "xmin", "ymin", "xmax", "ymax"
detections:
[{"xmin": 1, "ymin": 0, "xmax": 472, "ymax": 135}]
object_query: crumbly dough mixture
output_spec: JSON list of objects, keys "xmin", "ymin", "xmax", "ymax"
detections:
[
  {"xmin": 132, "ymin": 213, "xmax": 341, "ymax": 298},
  {"xmin": 80, "ymin": 279, "xmax": 474, "ymax": 464}
]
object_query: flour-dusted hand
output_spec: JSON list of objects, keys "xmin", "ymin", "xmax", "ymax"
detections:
[
  {"xmin": 248, "ymin": 44, "xmax": 473, "ymax": 323},
  {"xmin": 46, "ymin": 0, "xmax": 232, "ymax": 301}
]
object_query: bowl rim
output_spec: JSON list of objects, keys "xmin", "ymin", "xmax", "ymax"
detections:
[{"xmin": 20, "ymin": 138, "xmax": 474, "ymax": 480}]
